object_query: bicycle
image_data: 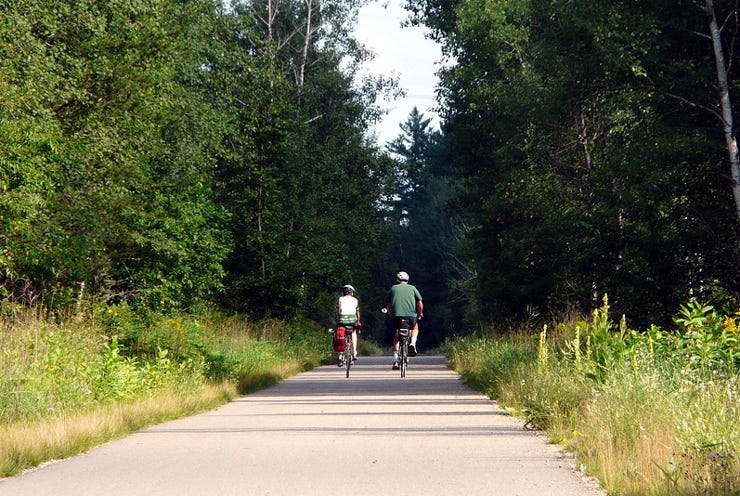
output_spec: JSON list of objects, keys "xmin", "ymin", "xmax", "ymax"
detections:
[
  {"xmin": 336, "ymin": 324, "xmax": 356, "ymax": 378},
  {"xmin": 394, "ymin": 318, "xmax": 412, "ymax": 378}
]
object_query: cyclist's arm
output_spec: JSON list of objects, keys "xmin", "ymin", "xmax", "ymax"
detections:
[{"xmin": 416, "ymin": 300, "xmax": 424, "ymax": 319}]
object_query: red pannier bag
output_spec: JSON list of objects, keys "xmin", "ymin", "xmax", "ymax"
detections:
[{"xmin": 333, "ymin": 326, "xmax": 346, "ymax": 352}]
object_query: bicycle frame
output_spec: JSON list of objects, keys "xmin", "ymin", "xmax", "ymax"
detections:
[{"xmin": 343, "ymin": 328, "xmax": 353, "ymax": 378}]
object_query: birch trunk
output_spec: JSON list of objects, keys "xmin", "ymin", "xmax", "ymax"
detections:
[
  {"xmin": 705, "ymin": 0, "xmax": 740, "ymax": 223},
  {"xmin": 298, "ymin": 0, "xmax": 315, "ymax": 90}
]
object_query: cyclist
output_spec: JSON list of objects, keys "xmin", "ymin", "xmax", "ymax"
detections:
[
  {"xmin": 336, "ymin": 284, "xmax": 361, "ymax": 365},
  {"xmin": 386, "ymin": 271, "xmax": 423, "ymax": 370}
]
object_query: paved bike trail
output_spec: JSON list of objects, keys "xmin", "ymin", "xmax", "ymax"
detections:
[{"xmin": 0, "ymin": 355, "xmax": 604, "ymax": 496}]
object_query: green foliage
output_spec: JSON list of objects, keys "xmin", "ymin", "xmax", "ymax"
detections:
[
  {"xmin": 0, "ymin": 0, "xmax": 233, "ymax": 309},
  {"xmin": 409, "ymin": 0, "xmax": 740, "ymax": 325},
  {"xmin": 1, "ymin": 0, "xmax": 397, "ymax": 322},
  {"xmin": 613, "ymin": 299, "xmax": 740, "ymax": 380}
]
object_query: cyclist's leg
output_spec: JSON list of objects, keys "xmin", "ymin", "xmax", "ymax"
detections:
[
  {"xmin": 391, "ymin": 332, "xmax": 400, "ymax": 369},
  {"xmin": 408, "ymin": 318, "xmax": 419, "ymax": 356},
  {"xmin": 351, "ymin": 328, "xmax": 358, "ymax": 359}
]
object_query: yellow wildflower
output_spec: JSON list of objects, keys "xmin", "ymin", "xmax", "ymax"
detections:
[{"xmin": 723, "ymin": 316, "xmax": 737, "ymax": 334}]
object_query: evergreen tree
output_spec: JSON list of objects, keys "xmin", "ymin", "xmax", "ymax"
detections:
[
  {"xmin": 408, "ymin": 0, "xmax": 740, "ymax": 324},
  {"xmin": 387, "ymin": 108, "xmax": 463, "ymax": 346}
]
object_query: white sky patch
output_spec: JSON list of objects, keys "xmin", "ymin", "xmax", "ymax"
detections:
[{"xmin": 354, "ymin": 0, "xmax": 443, "ymax": 145}]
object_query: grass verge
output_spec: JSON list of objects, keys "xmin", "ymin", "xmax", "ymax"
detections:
[
  {"xmin": 448, "ymin": 297, "xmax": 740, "ymax": 495},
  {"xmin": 0, "ymin": 304, "xmax": 331, "ymax": 477},
  {"xmin": 0, "ymin": 383, "xmax": 235, "ymax": 477}
]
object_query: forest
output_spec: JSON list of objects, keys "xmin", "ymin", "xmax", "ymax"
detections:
[{"xmin": 2, "ymin": 0, "xmax": 740, "ymax": 347}]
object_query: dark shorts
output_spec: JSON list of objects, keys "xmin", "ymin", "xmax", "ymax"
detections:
[
  {"xmin": 392, "ymin": 316, "xmax": 417, "ymax": 331},
  {"xmin": 339, "ymin": 323, "xmax": 359, "ymax": 333}
]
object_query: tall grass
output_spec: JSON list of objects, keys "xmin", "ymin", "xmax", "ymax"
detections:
[
  {"xmin": 448, "ymin": 296, "xmax": 740, "ymax": 495},
  {"xmin": 0, "ymin": 303, "xmax": 331, "ymax": 477}
]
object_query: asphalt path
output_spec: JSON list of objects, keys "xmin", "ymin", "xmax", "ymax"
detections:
[{"xmin": 0, "ymin": 355, "xmax": 604, "ymax": 496}]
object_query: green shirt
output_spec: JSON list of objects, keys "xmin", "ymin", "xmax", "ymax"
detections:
[{"xmin": 386, "ymin": 283, "xmax": 422, "ymax": 317}]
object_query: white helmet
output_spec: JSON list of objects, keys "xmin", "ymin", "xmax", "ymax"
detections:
[{"xmin": 396, "ymin": 271, "xmax": 409, "ymax": 282}]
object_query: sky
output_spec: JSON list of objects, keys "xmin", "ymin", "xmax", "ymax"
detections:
[{"xmin": 354, "ymin": 0, "xmax": 443, "ymax": 145}]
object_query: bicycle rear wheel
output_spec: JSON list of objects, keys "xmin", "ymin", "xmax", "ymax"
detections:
[
  {"xmin": 344, "ymin": 336, "xmax": 352, "ymax": 378},
  {"xmin": 400, "ymin": 338, "xmax": 407, "ymax": 378}
]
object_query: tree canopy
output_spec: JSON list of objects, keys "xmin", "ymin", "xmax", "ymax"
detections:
[
  {"xmin": 2, "ymin": 0, "xmax": 740, "ymax": 342},
  {"xmin": 403, "ymin": 0, "xmax": 740, "ymax": 327},
  {"xmin": 0, "ymin": 0, "xmax": 397, "ymax": 329}
]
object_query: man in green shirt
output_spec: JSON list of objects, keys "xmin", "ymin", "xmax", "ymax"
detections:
[{"xmin": 386, "ymin": 271, "xmax": 423, "ymax": 369}]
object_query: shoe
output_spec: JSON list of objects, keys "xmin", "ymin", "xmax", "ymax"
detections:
[
  {"xmin": 353, "ymin": 354, "xmax": 358, "ymax": 361},
  {"xmin": 408, "ymin": 344, "xmax": 417, "ymax": 357},
  {"xmin": 338, "ymin": 358, "xmax": 344, "ymax": 367},
  {"xmin": 392, "ymin": 362, "xmax": 400, "ymax": 370}
]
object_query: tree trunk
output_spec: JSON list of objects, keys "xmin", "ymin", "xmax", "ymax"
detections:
[
  {"xmin": 577, "ymin": 108, "xmax": 593, "ymax": 172},
  {"xmin": 267, "ymin": 0, "xmax": 279, "ymax": 42},
  {"xmin": 298, "ymin": 0, "xmax": 315, "ymax": 90},
  {"xmin": 705, "ymin": 0, "xmax": 740, "ymax": 223}
]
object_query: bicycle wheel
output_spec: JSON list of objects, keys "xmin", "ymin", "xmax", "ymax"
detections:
[
  {"xmin": 400, "ymin": 337, "xmax": 407, "ymax": 378},
  {"xmin": 344, "ymin": 336, "xmax": 352, "ymax": 378}
]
